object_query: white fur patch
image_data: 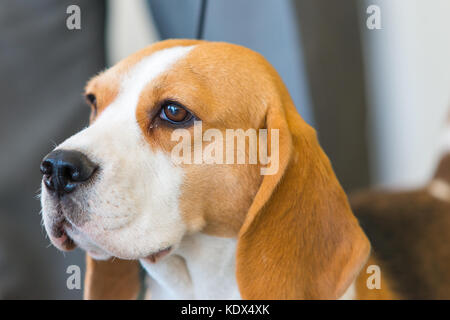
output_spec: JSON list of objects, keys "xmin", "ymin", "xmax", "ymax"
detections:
[
  {"xmin": 41, "ymin": 46, "xmax": 195, "ymax": 259},
  {"xmin": 140, "ymin": 233, "xmax": 241, "ymax": 299}
]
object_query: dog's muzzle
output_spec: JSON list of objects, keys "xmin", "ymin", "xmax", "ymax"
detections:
[{"xmin": 40, "ymin": 149, "xmax": 98, "ymax": 251}]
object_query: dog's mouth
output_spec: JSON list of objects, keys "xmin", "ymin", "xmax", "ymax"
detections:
[
  {"xmin": 51, "ymin": 218, "xmax": 77, "ymax": 251},
  {"xmin": 52, "ymin": 219, "xmax": 173, "ymax": 263},
  {"xmin": 144, "ymin": 246, "xmax": 173, "ymax": 264},
  {"xmin": 46, "ymin": 196, "xmax": 175, "ymax": 262},
  {"xmin": 49, "ymin": 209, "xmax": 173, "ymax": 263}
]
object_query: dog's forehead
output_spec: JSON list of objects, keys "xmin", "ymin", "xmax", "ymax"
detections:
[
  {"xmin": 84, "ymin": 40, "xmax": 202, "ymax": 118},
  {"xmin": 87, "ymin": 40, "xmax": 201, "ymax": 95},
  {"xmin": 86, "ymin": 40, "xmax": 274, "ymax": 128},
  {"xmin": 87, "ymin": 40, "xmax": 270, "ymax": 95}
]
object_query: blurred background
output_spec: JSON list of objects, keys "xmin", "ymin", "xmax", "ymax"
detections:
[{"xmin": 0, "ymin": 0, "xmax": 448, "ymax": 299}]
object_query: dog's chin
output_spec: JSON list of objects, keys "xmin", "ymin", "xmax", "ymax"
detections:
[
  {"xmin": 49, "ymin": 217, "xmax": 176, "ymax": 263},
  {"xmin": 46, "ymin": 215, "xmax": 176, "ymax": 264},
  {"xmin": 63, "ymin": 222, "xmax": 113, "ymax": 260},
  {"xmin": 85, "ymin": 250, "xmax": 112, "ymax": 261}
]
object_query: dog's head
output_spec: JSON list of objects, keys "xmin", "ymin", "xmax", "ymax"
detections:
[{"xmin": 40, "ymin": 40, "xmax": 370, "ymax": 299}]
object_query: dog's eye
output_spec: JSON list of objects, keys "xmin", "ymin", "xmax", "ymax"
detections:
[
  {"xmin": 160, "ymin": 102, "xmax": 193, "ymax": 124},
  {"xmin": 86, "ymin": 93, "xmax": 97, "ymax": 118},
  {"xmin": 86, "ymin": 93, "xmax": 97, "ymax": 107}
]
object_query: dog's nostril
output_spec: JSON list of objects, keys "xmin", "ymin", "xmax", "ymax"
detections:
[
  {"xmin": 62, "ymin": 163, "xmax": 78, "ymax": 180},
  {"xmin": 43, "ymin": 174, "xmax": 54, "ymax": 190},
  {"xmin": 40, "ymin": 160, "xmax": 53, "ymax": 175},
  {"xmin": 40, "ymin": 150, "xmax": 98, "ymax": 195}
]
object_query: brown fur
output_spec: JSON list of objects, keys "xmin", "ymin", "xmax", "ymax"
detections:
[
  {"xmin": 351, "ymin": 188, "xmax": 450, "ymax": 299},
  {"xmin": 235, "ymin": 80, "xmax": 370, "ymax": 299},
  {"xmin": 434, "ymin": 154, "xmax": 450, "ymax": 183},
  {"xmin": 84, "ymin": 256, "xmax": 140, "ymax": 300}
]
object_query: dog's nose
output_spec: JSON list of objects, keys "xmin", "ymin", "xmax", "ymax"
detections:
[{"xmin": 40, "ymin": 150, "xmax": 97, "ymax": 194}]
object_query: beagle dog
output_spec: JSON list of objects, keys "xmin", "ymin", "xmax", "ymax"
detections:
[
  {"xmin": 40, "ymin": 39, "xmax": 390, "ymax": 299},
  {"xmin": 351, "ymin": 151, "xmax": 450, "ymax": 299}
]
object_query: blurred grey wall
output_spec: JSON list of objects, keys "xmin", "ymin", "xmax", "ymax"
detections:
[
  {"xmin": 0, "ymin": 0, "xmax": 105, "ymax": 299},
  {"xmin": 360, "ymin": 0, "xmax": 450, "ymax": 188},
  {"xmin": 294, "ymin": 0, "xmax": 371, "ymax": 191}
]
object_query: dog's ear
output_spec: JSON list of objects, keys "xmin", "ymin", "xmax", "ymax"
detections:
[
  {"xmin": 235, "ymin": 91, "xmax": 370, "ymax": 299},
  {"xmin": 84, "ymin": 255, "xmax": 141, "ymax": 300}
]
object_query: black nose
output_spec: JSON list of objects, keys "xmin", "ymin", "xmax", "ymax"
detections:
[{"xmin": 40, "ymin": 150, "xmax": 97, "ymax": 195}]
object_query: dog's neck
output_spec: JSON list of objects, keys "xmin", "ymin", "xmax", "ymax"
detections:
[{"xmin": 140, "ymin": 233, "xmax": 241, "ymax": 299}]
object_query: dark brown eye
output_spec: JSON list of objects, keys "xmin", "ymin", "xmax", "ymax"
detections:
[
  {"xmin": 86, "ymin": 93, "xmax": 97, "ymax": 118},
  {"xmin": 160, "ymin": 102, "xmax": 192, "ymax": 124},
  {"xmin": 86, "ymin": 93, "xmax": 97, "ymax": 108}
]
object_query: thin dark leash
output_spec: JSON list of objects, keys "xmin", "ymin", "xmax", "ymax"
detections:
[{"xmin": 196, "ymin": 0, "xmax": 208, "ymax": 40}]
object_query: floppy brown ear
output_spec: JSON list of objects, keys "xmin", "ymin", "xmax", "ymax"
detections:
[
  {"xmin": 84, "ymin": 255, "xmax": 141, "ymax": 300},
  {"xmin": 236, "ymin": 92, "xmax": 370, "ymax": 299}
]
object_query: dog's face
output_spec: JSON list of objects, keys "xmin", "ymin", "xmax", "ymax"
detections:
[
  {"xmin": 40, "ymin": 40, "xmax": 270, "ymax": 260},
  {"xmin": 41, "ymin": 40, "xmax": 371, "ymax": 299}
]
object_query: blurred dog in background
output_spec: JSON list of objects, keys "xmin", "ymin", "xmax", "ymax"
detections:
[{"xmin": 351, "ymin": 118, "xmax": 450, "ymax": 299}]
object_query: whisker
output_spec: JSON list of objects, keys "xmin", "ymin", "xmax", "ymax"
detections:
[{"xmin": 50, "ymin": 139, "xmax": 58, "ymax": 149}]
